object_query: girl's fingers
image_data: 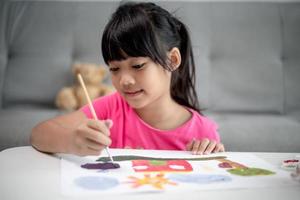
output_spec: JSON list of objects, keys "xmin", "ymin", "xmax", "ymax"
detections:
[
  {"xmin": 84, "ymin": 129, "xmax": 109, "ymax": 144},
  {"xmin": 87, "ymin": 120, "xmax": 110, "ymax": 136},
  {"xmin": 203, "ymin": 140, "xmax": 216, "ymax": 154},
  {"xmin": 197, "ymin": 138, "xmax": 210, "ymax": 155},
  {"xmin": 219, "ymin": 143, "xmax": 225, "ymax": 152},
  {"xmin": 84, "ymin": 138, "xmax": 106, "ymax": 151},
  {"xmin": 191, "ymin": 140, "xmax": 201, "ymax": 154},
  {"xmin": 213, "ymin": 143, "xmax": 225, "ymax": 153},
  {"xmin": 79, "ymin": 125, "xmax": 111, "ymax": 146},
  {"xmin": 72, "ymin": 119, "xmax": 113, "ymax": 156},
  {"xmin": 72, "ymin": 139, "xmax": 102, "ymax": 156}
]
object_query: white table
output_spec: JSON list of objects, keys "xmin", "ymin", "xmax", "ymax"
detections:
[{"xmin": 0, "ymin": 146, "xmax": 299, "ymax": 200}]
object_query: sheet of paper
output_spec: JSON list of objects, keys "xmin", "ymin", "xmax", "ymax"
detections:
[{"xmin": 59, "ymin": 149, "xmax": 296, "ymax": 196}]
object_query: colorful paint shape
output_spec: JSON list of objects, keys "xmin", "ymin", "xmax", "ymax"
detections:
[
  {"xmin": 132, "ymin": 160, "xmax": 193, "ymax": 172},
  {"xmin": 218, "ymin": 162, "xmax": 233, "ymax": 168},
  {"xmin": 97, "ymin": 155, "xmax": 226, "ymax": 162},
  {"xmin": 127, "ymin": 173, "xmax": 177, "ymax": 190},
  {"xmin": 281, "ymin": 159, "xmax": 299, "ymax": 170},
  {"xmin": 75, "ymin": 176, "xmax": 119, "ymax": 190},
  {"xmin": 227, "ymin": 168, "xmax": 275, "ymax": 176},
  {"xmin": 217, "ymin": 158, "xmax": 247, "ymax": 169},
  {"xmin": 168, "ymin": 174, "xmax": 232, "ymax": 184},
  {"xmin": 81, "ymin": 162, "xmax": 120, "ymax": 170}
]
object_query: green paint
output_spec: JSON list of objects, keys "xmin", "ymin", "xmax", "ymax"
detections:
[
  {"xmin": 227, "ymin": 168, "xmax": 275, "ymax": 176},
  {"xmin": 149, "ymin": 160, "xmax": 167, "ymax": 166},
  {"xmin": 97, "ymin": 155, "xmax": 226, "ymax": 162}
]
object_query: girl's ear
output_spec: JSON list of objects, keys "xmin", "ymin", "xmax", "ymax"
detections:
[{"xmin": 168, "ymin": 47, "xmax": 181, "ymax": 71}]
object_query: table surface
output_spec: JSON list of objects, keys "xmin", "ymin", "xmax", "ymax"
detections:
[{"xmin": 0, "ymin": 146, "xmax": 299, "ymax": 200}]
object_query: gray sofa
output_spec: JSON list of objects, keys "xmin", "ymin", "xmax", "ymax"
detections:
[{"xmin": 1, "ymin": 0, "xmax": 300, "ymax": 152}]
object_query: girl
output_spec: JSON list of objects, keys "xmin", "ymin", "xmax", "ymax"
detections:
[{"xmin": 30, "ymin": 2, "xmax": 224, "ymax": 156}]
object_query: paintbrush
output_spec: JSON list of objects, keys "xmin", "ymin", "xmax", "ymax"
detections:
[{"xmin": 77, "ymin": 73, "xmax": 114, "ymax": 163}]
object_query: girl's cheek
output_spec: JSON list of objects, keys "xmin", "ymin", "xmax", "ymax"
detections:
[{"xmin": 111, "ymin": 77, "xmax": 119, "ymax": 88}]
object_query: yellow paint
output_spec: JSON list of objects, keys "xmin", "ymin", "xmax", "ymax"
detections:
[{"xmin": 127, "ymin": 173, "xmax": 177, "ymax": 189}]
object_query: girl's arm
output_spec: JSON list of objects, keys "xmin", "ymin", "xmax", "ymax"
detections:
[{"xmin": 30, "ymin": 110, "xmax": 112, "ymax": 156}]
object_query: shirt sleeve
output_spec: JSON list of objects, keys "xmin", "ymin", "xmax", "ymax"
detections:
[
  {"xmin": 205, "ymin": 117, "xmax": 220, "ymax": 143},
  {"xmin": 193, "ymin": 113, "xmax": 221, "ymax": 143}
]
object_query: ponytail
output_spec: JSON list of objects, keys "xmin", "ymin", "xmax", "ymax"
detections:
[{"xmin": 170, "ymin": 19, "xmax": 200, "ymax": 113}]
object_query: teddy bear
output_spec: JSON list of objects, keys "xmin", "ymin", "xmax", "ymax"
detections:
[{"xmin": 55, "ymin": 62, "xmax": 115, "ymax": 111}]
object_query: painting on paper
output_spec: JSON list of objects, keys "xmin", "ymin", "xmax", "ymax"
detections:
[{"xmin": 60, "ymin": 149, "xmax": 294, "ymax": 196}]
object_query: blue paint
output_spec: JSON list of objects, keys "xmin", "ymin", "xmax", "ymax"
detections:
[
  {"xmin": 168, "ymin": 174, "xmax": 232, "ymax": 184},
  {"xmin": 75, "ymin": 176, "xmax": 119, "ymax": 190}
]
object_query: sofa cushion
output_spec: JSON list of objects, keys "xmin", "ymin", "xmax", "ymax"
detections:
[
  {"xmin": 207, "ymin": 112, "xmax": 300, "ymax": 152},
  {"xmin": 281, "ymin": 4, "xmax": 300, "ymax": 112},
  {"xmin": 209, "ymin": 3, "xmax": 284, "ymax": 114}
]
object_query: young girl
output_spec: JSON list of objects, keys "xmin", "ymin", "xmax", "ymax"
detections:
[{"xmin": 30, "ymin": 2, "xmax": 224, "ymax": 156}]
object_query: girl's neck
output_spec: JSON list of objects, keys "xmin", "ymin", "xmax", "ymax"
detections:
[{"xmin": 134, "ymin": 95, "xmax": 192, "ymax": 130}]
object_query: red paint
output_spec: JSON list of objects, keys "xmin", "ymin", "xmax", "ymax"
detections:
[{"xmin": 283, "ymin": 159, "xmax": 299, "ymax": 163}]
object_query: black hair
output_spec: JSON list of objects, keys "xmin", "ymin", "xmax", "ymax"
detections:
[{"xmin": 102, "ymin": 1, "xmax": 201, "ymax": 113}]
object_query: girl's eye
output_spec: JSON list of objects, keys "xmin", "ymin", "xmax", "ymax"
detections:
[
  {"xmin": 132, "ymin": 63, "xmax": 146, "ymax": 69},
  {"xmin": 109, "ymin": 67, "xmax": 119, "ymax": 72}
]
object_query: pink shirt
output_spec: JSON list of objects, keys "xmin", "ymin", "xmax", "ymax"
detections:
[{"xmin": 81, "ymin": 92, "xmax": 220, "ymax": 150}]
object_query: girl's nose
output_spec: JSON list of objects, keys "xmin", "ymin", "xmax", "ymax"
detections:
[{"xmin": 119, "ymin": 73, "xmax": 135, "ymax": 86}]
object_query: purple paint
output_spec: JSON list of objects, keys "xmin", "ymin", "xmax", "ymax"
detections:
[
  {"xmin": 81, "ymin": 162, "xmax": 120, "ymax": 170},
  {"xmin": 218, "ymin": 162, "xmax": 233, "ymax": 168}
]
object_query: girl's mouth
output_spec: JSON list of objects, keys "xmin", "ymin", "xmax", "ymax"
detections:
[{"xmin": 124, "ymin": 89, "xmax": 144, "ymax": 97}]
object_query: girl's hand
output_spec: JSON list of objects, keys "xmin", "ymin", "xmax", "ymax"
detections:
[
  {"xmin": 67, "ymin": 119, "xmax": 113, "ymax": 156},
  {"xmin": 186, "ymin": 138, "xmax": 225, "ymax": 155}
]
